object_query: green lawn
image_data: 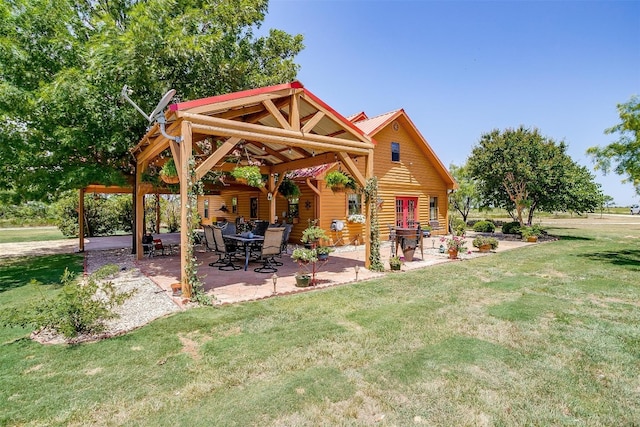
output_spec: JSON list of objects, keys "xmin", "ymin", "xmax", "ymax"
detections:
[
  {"xmin": 0, "ymin": 227, "xmax": 67, "ymax": 244},
  {"xmin": 1, "ymin": 222, "xmax": 639, "ymax": 426}
]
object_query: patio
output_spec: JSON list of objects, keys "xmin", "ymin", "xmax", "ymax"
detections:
[{"xmin": 129, "ymin": 234, "xmax": 530, "ymax": 305}]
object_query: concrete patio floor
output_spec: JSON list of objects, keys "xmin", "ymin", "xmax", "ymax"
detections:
[{"xmin": 132, "ymin": 235, "xmax": 530, "ymax": 305}]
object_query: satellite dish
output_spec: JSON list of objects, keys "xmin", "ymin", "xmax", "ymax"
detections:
[
  {"xmin": 120, "ymin": 85, "xmax": 181, "ymax": 142},
  {"xmin": 120, "ymin": 85, "xmax": 176, "ymax": 123},
  {"xmin": 148, "ymin": 89, "xmax": 176, "ymax": 123}
]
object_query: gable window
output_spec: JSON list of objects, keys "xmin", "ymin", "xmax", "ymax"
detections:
[
  {"xmin": 391, "ymin": 142, "xmax": 400, "ymax": 162},
  {"xmin": 348, "ymin": 193, "xmax": 362, "ymax": 215},
  {"xmin": 430, "ymin": 197, "xmax": 438, "ymax": 221}
]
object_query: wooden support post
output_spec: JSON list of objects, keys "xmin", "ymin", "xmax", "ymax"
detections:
[
  {"xmin": 180, "ymin": 121, "xmax": 193, "ymax": 298},
  {"xmin": 78, "ymin": 189, "xmax": 85, "ymax": 252},
  {"xmin": 135, "ymin": 161, "xmax": 145, "ymax": 260},
  {"xmin": 268, "ymin": 173, "xmax": 277, "ymax": 223}
]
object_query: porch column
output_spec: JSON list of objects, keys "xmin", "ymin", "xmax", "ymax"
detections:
[
  {"xmin": 180, "ymin": 121, "xmax": 193, "ymax": 297},
  {"xmin": 365, "ymin": 149, "xmax": 374, "ymax": 269},
  {"xmin": 268, "ymin": 173, "xmax": 277, "ymax": 223},
  {"xmin": 78, "ymin": 189, "xmax": 85, "ymax": 252},
  {"xmin": 135, "ymin": 161, "xmax": 145, "ymax": 259}
]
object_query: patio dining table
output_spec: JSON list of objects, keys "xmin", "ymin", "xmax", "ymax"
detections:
[{"xmin": 224, "ymin": 234, "xmax": 265, "ymax": 271}]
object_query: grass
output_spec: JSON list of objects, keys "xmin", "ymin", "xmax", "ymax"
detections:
[
  {"xmin": 0, "ymin": 226, "xmax": 67, "ymax": 244},
  {"xmin": 1, "ymin": 221, "xmax": 639, "ymax": 425}
]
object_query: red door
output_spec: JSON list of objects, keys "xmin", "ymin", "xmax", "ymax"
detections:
[{"xmin": 395, "ymin": 197, "xmax": 418, "ymax": 228}]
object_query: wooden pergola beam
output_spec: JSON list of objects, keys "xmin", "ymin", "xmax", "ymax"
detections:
[{"xmin": 178, "ymin": 112, "xmax": 373, "ymax": 152}]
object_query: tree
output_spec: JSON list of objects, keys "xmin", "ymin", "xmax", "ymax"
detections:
[
  {"xmin": 587, "ymin": 96, "xmax": 640, "ymax": 194},
  {"xmin": 467, "ymin": 126, "xmax": 602, "ymax": 225},
  {"xmin": 0, "ymin": 0, "xmax": 304, "ymax": 202},
  {"xmin": 448, "ymin": 163, "xmax": 479, "ymax": 223}
]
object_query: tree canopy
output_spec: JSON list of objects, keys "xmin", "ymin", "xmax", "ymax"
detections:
[
  {"xmin": 467, "ymin": 126, "xmax": 602, "ymax": 225},
  {"xmin": 0, "ymin": 0, "xmax": 304, "ymax": 202},
  {"xmin": 587, "ymin": 95, "xmax": 640, "ymax": 195}
]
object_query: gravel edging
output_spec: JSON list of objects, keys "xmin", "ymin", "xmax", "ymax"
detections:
[{"xmin": 33, "ymin": 249, "xmax": 182, "ymax": 345}]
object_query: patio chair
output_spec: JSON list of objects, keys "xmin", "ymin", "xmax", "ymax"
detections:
[
  {"xmin": 153, "ymin": 239, "xmax": 168, "ymax": 256},
  {"xmin": 142, "ymin": 233, "xmax": 154, "ymax": 257},
  {"xmin": 254, "ymin": 227, "xmax": 285, "ymax": 273},
  {"xmin": 204, "ymin": 225, "xmax": 225, "ymax": 267},
  {"xmin": 209, "ymin": 226, "xmax": 241, "ymax": 271}
]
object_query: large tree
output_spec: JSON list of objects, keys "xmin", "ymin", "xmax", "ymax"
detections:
[
  {"xmin": 0, "ymin": 0, "xmax": 304, "ymax": 202},
  {"xmin": 467, "ymin": 126, "xmax": 602, "ymax": 225},
  {"xmin": 587, "ymin": 95, "xmax": 640, "ymax": 195}
]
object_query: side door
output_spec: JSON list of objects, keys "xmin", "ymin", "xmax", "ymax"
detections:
[{"xmin": 395, "ymin": 197, "xmax": 418, "ymax": 228}]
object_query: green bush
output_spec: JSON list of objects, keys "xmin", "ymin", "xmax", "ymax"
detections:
[
  {"xmin": 502, "ymin": 221, "xmax": 521, "ymax": 234},
  {"xmin": 3, "ymin": 265, "xmax": 134, "ymax": 338},
  {"xmin": 472, "ymin": 220, "xmax": 496, "ymax": 233},
  {"xmin": 52, "ymin": 191, "xmax": 120, "ymax": 237}
]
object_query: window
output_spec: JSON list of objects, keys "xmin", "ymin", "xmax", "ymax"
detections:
[
  {"xmin": 430, "ymin": 197, "xmax": 438, "ymax": 221},
  {"xmin": 203, "ymin": 199, "xmax": 209, "ymax": 219},
  {"xmin": 348, "ymin": 193, "xmax": 362, "ymax": 215},
  {"xmin": 250, "ymin": 197, "xmax": 258, "ymax": 219},
  {"xmin": 391, "ymin": 142, "xmax": 400, "ymax": 162},
  {"xmin": 288, "ymin": 201, "xmax": 299, "ymax": 220}
]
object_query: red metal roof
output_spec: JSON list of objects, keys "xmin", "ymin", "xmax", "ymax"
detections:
[
  {"xmin": 169, "ymin": 81, "xmax": 304, "ymax": 111},
  {"xmin": 352, "ymin": 110, "xmax": 401, "ymax": 135}
]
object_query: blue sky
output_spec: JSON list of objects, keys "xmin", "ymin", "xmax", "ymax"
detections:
[{"xmin": 261, "ymin": 0, "xmax": 640, "ymax": 206}]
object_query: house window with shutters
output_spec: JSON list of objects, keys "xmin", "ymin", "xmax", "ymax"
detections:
[{"xmin": 391, "ymin": 142, "xmax": 400, "ymax": 162}]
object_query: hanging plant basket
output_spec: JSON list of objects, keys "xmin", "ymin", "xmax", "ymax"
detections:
[{"xmin": 160, "ymin": 173, "xmax": 179, "ymax": 184}]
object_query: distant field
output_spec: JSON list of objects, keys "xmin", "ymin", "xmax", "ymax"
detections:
[{"xmin": 0, "ymin": 227, "xmax": 67, "ymax": 244}]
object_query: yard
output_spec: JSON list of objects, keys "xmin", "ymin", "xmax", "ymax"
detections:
[{"xmin": 1, "ymin": 217, "xmax": 638, "ymax": 426}]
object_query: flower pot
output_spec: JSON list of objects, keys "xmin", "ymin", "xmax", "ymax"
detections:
[
  {"xmin": 170, "ymin": 283, "xmax": 182, "ymax": 296},
  {"xmin": 402, "ymin": 247, "xmax": 415, "ymax": 262},
  {"xmin": 390, "ymin": 263, "xmax": 401, "ymax": 271},
  {"xmin": 295, "ymin": 275, "xmax": 311, "ymax": 287},
  {"xmin": 317, "ymin": 253, "xmax": 329, "ymax": 261},
  {"xmin": 526, "ymin": 236, "xmax": 538, "ymax": 243},
  {"xmin": 478, "ymin": 244, "xmax": 491, "ymax": 253},
  {"xmin": 448, "ymin": 248, "xmax": 458, "ymax": 259}
]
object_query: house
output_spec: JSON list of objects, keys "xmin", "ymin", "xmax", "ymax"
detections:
[{"xmin": 197, "ymin": 108, "xmax": 456, "ymax": 245}]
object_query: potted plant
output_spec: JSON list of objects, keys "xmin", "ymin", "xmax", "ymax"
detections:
[
  {"xmin": 472, "ymin": 236, "xmax": 499, "ymax": 253},
  {"xmin": 160, "ymin": 158, "xmax": 179, "ymax": 184},
  {"xmin": 294, "ymin": 273, "xmax": 311, "ymax": 287},
  {"xmin": 291, "ymin": 247, "xmax": 318, "ymax": 264},
  {"xmin": 279, "ymin": 177, "xmax": 301, "ymax": 201},
  {"xmin": 389, "ymin": 255, "xmax": 402, "ymax": 271},
  {"xmin": 519, "ymin": 225, "xmax": 542, "ymax": 242},
  {"xmin": 316, "ymin": 246, "xmax": 333, "ymax": 260},
  {"xmin": 440, "ymin": 235, "xmax": 468, "ymax": 259},
  {"xmin": 325, "ymin": 170, "xmax": 352, "ymax": 192},
  {"xmin": 231, "ymin": 165, "xmax": 264, "ymax": 188},
  {"xmin": 301, "ymin": 221, "xmax": 328, "ymax": 245}
]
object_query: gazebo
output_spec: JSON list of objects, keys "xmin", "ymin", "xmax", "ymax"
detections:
[{"xmin": 130, "ymin": 81, "xmax": 376, "ymax": 295}]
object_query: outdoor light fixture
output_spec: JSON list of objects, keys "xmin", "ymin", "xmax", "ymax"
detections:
[
  {"xmin": 271, "ymin": 273, "xmax": 278, "ymax": 294},
  {"xmin": 218, "ymin": 205, "xmax": 229, "ymax": 212},
  {"xmin": 354, "ymin": 265, "xmax": 360, "ymax": 281}
]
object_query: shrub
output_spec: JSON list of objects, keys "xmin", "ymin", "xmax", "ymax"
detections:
[
  {"xmin": 451, "ymin": 218, "xmax": 466, "ymax": 236},
  {"xmin": 3, "ymin": 265, "xmax": 135, "ymax": 338},
  {"xmin": 53, "ymin": 191, "xmax": 118, "ymax": 237},
  {"xmin": 472, "ymin": 220, "xmax": 496, "ymax": 233},
  {"xmin": 502, "ymin": 221, "xmax": 521, "ymax": 234}
]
